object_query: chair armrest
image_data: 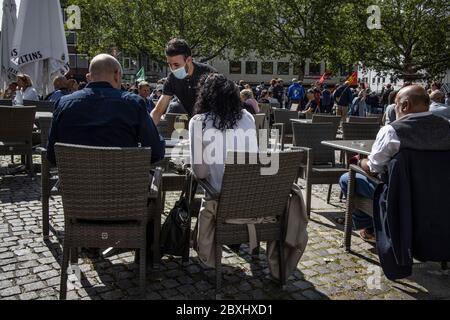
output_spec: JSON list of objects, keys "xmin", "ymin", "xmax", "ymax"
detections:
[
  {"xmin": 272, "ymin": 123, "xmax": 284, "ymax": 150},
  {"xmin": 149, "ymin": 169, "xmax": 163, "ymax": 200},
  {"xmin": 272, "ymin": 123, "xmax": 284, "ymax": 133},
  {"xmin": 349, "ymin": 164, "xmax": 383, "ymax": 185},
  {"xmin": 196, "ymin": 178, "xmax": 220, "ymax": 201},
  {"xmin": 290, "ymin": 146, "xmax": 313, "ymax": 166}
]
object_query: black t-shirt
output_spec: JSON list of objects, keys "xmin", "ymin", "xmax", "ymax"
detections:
[{"xmin": 163, "ymin": 62, "xmax": 217, "ymax": 116}]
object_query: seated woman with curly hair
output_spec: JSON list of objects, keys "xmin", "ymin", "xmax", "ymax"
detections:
[{"xmin": 189, "ymin": 73, "xmax": 258, "ymax": 267}]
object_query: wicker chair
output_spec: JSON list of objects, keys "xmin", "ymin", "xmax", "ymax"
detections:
[
  {"xmin": 0, "ymin": 106, "xmax": 36, "ymax": 175},
  {"xmin": 348, "ymin": 116, "xmax": 381, "ymax": 124},
  {"xmin": 366, "ymin": 113, "xmax": 384, "ymax": 125},
  {"xmin": 273, "ymin": 110, "xmax": 301, "ymax": 150},
  {"xmin": 194, "ymin": 151, "xmax": 303, "ymax": 296},
  {"xmin": 24, "ymin": 100, "xmax": 55, "ymax": 112},
  {"xmin": 55, "ymin": 143, "xmax": 162, "ymax": 299},
  {"xmin": 344, "ymin": 165, "xmax": 380, "ymax": 251},
  {"xmin": 253, "ymin": 113, "xmax": 266, "ymax": 148},
  {"xmin": 292, "ymin": 122, "xmax": 348, "ymax": 215},
  {"xmin": 0, "ymin": 99, "xmax": 12, "ymax": 105},
  {"xmin": 259, "ymin": 103, "xmax": 271, "ymax": 126},
  {"xmin": 157, "ymin": 113, "xmax": 189, "ymax": 139},
  {"xmin": 342, "ymin": 122, "xmax": 380, "ymax": 155},
  {"xmin": 35, "ymin": 114, "xmax": 61, "ymax": 240},
  {"xmin": 312, "ymin": 115, "xmax": 342, "ymax": 138}
]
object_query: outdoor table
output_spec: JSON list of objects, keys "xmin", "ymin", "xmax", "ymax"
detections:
[{"xmin": 321, "ymin": 140, "xmax": 374, "ymax": 156}]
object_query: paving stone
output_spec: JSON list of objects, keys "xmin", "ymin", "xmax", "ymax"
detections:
[
  {"xmin": 19, "ymin": 292, "xmax": 39, "ymax": 300},
  {"xmin": 1, "ymin": 166, "xmax": 449, "ymax": 301},
  {"xmin": 38, "ymin": 270, "xmax": 60, "ymax": 280},
  {"xmin": 0, "ymin": 280, "xmax": 13, "ymax": 290},
  {"xmin": 23, "ymin": 281, "xmax": 47, "ymax": 292},
  {"xmin": 302, "ymin": 290, "xmax": 325, "ymax": 300},
  {"xmin": 162, "ymin": 279, "xmax": 179, "ymax": 289},
  {"xmin": 0, "ymin": 286, "xmax": 21, "ymax": 297}
]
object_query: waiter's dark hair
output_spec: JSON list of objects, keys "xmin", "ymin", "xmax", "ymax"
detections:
[
  {"xmin": 194, "ymin": 73, "xmax": 243, "ymax": 131},
  {"xmin": 165, "ymin": 38, "xmax": 192, "ymax": 58}
]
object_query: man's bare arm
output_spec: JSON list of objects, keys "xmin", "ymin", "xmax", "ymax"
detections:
[
  {"xmin": 359, "ymin": 159, "xmax": 373, "ymax": 175},
  {"xmin": 150, "ymin": 95, "xmax": 172, "ymax": 125}
]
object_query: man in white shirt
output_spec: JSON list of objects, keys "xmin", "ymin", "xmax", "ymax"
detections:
[{"xmin": 339, "ymin": 85, "xmax": 445, "ymax": 242}]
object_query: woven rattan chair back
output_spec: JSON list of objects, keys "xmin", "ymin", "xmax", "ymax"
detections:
[
  {"xmin": 253, "ymin": 114, "xmax": 266, "ymax": 130},
  {"xmin": 0, "ymin": 99, "xmax": 12, "ymax": 106},
  {"xmin": 348, "ymin": 116, "xmax": 380, "ymax": 124},
  {"xmin": 0, "ymin": 106, "xmax": 36, "ymax": 144},
  {"xmin": 55, "ymin": 144, "xmax": 152, "ymax": 221},
  {"xmin": 215, "ymin": 151, "xmax": 303, "ymax": 222},
  {"xmin": 259, "ymin": 103, "xmax": 271, "ymax": 117},
  {"xmin": 274, "ymin": 110, "xmax": 299, "ymax": 135},
  {"xmin": 312, "ymin": 115, "xmax": 341, "ymax": 138},
  {"xmin": 292, "ymin": 122, "xmax": 336, "ymax": 165},
  {"xmin": 342, "ymin": 122, "xmax": 380, "ymax": 141},
  {"xmin": 270, "ymin": 102, "xmax": 281, "ymax": 109},
  {"xmin": 24, "ymin": 100, "xmax": 55, "ymax": 112}
]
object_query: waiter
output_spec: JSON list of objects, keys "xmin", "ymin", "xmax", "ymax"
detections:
[{"xmin": 151, "ymin": 38, "xmax": 217, "ymax": 124}]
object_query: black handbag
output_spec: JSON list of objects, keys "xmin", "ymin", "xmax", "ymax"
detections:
[{"xmin": 160, "ymin": 175, "xmax": 193, "ymax": 256}]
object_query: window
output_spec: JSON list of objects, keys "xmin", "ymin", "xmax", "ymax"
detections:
[
  {"xmin": 76, "ymin": 55, "xmax": 89, "ymax": 69},
  {"xmin": 261, "ymin": 62, "xmax": 274, "ymax": 75},
  {"xmin": 309, "ymin": 62, "xmax": 321, "ymax": 76},
  {"xmin": 66, "ymin": 32, "xmax": 77, "ymax": 45},
  {"xmin": 277, "ymin": 62, "xmax": 290, "ymax": 75},
  {"xmin": 293, "ymin": 62, "xmax": 304, "ymax": 76},
  {"xmin": 229, "ymin": 61, "xmax": 242, "ymax": 74},
  {"xmin": 123, "ymin": 57, "xmax": 131, "ymax": 70},
  {"xmin": 372, "ymin": 77, "xmax": 376, "ymax": 84},
  {"xmin": 69, "ymin": 54, "xmax": 77, "ymax": 68},
  {"xmin": 245, "ymin": 61, "xmax": 258, "ymax": 75}
]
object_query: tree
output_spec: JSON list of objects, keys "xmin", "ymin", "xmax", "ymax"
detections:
[
  {"xmin": 347, "ymin": 0, "xmax": 450, "ymax": 80},
  {"xmin": 67, "ymin": 0, "xmax": 238, "ymax": 63},
  {"xmin": 229, "ymin": 0, "xmax": 350, "ymax": 79}
]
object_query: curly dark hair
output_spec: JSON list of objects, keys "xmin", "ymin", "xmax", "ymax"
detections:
[{"xmin": 194, "ymin": 73, "xmax": 243, "ymax": 131}]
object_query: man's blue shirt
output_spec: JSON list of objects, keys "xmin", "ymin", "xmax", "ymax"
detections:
[
  {"xmin": 288, "ymin": 83, "xmax": 305, "ymax": 101},
  {"xmin": 47, "ymin": 82, "xmax": 165, "ymax": 165}
]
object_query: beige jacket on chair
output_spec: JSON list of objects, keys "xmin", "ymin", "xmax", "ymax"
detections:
[{"xmin": 194, "ymin": 184, "xmax": 309, "ymax": 278}]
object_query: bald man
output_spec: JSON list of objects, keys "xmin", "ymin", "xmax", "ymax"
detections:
[
  {"xmin": 429, "ymin": 90, "xmax": 450, "ymax": 120},
  {"xmin": 340, "ymin": 85, "xmax": 450, "ymax": 242},
  {"xmin": 45, "ymin": 76, "xmax": 69, "ymax": 102},
  {"xmin": 47, "ymin": 53, "xmax": 165, "ymax": 165}
]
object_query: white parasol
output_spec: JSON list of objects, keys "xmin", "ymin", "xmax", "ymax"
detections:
[
  {"xmin": 0, "ymin": 0, "xmax": 18, "ymax": 90},
  {"xmin": 10, "ymin": 0, "xmax": 69, "ymax": 95}
]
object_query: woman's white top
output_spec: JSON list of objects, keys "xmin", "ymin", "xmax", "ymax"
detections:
[{"xmin": 189, "ymin": 110, "xmax": 258, "ymax": 194}]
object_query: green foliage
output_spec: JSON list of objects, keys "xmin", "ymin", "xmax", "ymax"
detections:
[
  {"xmin": 68, "ymin": 0, "xmax": 236, "ymax": 63},
  {"xmin": 68, "ymin": 0, "xmax": 450, "ymax": 79}
]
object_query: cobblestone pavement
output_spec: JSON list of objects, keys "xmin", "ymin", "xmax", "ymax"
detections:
[{"xmin": 1, "ymin": 156, "xmax": 449, "ymax": 300}]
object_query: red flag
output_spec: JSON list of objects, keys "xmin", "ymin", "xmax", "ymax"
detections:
[
  {"xmin": 319, "ymin": 74, "xmax": 327, "ymax": 85},
  {"xmin": 318, "ymin": 72, "xmax": 331, "ymax": 85},
  {"xmin": 346, "ymin": 71, "xmax": 358, "ymax": 86}
]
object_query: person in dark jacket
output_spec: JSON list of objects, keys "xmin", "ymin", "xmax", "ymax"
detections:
[
  {"xmin": 47, "ymin": 54, "xmax": 165, "ymax": 166},
  {"xmin": 334, "ymin": 81, "xmax": 353, "ymax": 121},
  {"xmin": 339, "ymin": 85, "xmax": 450, "ymax": 242}
]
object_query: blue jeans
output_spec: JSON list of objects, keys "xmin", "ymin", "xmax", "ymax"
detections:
[{"xmin": 340, "ymin": 173, "xmax": 377, "ymax": 232}]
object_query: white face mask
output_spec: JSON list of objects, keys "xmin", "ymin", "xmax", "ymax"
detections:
[{"xmin": 171, "ymin": 65, "xmax": 188, "ymax": 80}]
